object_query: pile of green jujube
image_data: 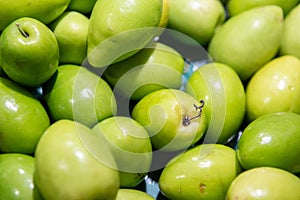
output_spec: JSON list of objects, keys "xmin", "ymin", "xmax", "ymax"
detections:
[{"xmin": 0, "ymin": 0, "xmax": 300, "ymax": 199}]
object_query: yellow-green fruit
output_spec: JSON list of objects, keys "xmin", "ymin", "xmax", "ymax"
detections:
[
  {"xmin": 34, "ymin": 119, "xmax": 120, "ymax": 200},
  {"xmin": 0, "ymin": 77, "xmax": 50, "ymax": 154},
  {"xmin": 246, "ymin": 55, "xmax": 300, "ymax": 121},
  {"xmin": 159, "ymin": 144, "xmax": 242, "ymax": 200},
  {"xmin": 87, "ymin": 0, "xmax": 163, "ymax": 67},
  {"xmin": 186, "ymin": 62, "xmax": 246, "ymax": 144},
  {"xmin": 227, "ymin": 0, "xmax": 299, "ymax": 16},
  {"xmin": 0, "ymin": 0, "xmax": 71, "ymax": 31},
  {"xmin": 116, "ymin": 189, "xmax": 155, "ymax": 200},
  {"xmin": 103, "ymin": 42, "xmax": 184, "ymax": 101},
  {"xmin": 208, "ymin": 5, "xmax": 284, "ymax": 81},
  {"xmin": 67, "ymin": 0, "xmax": 97, "ymax": 14},
  {"xmin": 280, "ymin": 4, "xmax": 300, "ymax": 59},
  {"xmin": 226, "ymin": 167, "xmax": 300, "ymax": 200}
]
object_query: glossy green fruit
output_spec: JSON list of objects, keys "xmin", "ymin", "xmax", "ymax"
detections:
[
  {"xmin": 0, "ymin": 17, "xmax": 59, "ymax": 87},
  {"xmin": 246, "ymin": 55, "xmax": 300, "ymax": 121},
  {"xmin": 280, "ymin": 4, "xmax": 300, "ymax": 60},
  {"xmin": 92, "ymin": 116, "xmax": 152, "ymax": 188},
  {"xmin": 43, "ymin": 64, "xmax": 117, "ymax": 127},
  {"xmin": 208, "ymin": 5, "xmax": 284, "ymax": 81},
  {"xmin": 226, "ymin": 167, "xmax": 300, "ymax": 200},
  {"xmin": 0, "ymin": 0, "xmax": 71, "ymax": 31},
  {"xmin": 186, "ymin": 62, "xmax": 246, "ymax": 144},
  {"xmin": 34, "ymin": 119, "xmax": 120, "ymax": 200},
  {"xmin": 227, "ymin": 0, "xmax": 299, "ymax": 16},
  {"xmin": 132, "ymin": 89, "xmax": 206, "ymax": 152},
  {"xmin": 159, "ymin": 144, "xmax": 242, "ymax": 200},
  {"xmin": 167, "ymin": 0, "xmax": 226, "ymax": 46},
  {"xmin": 87, "ymin": 0, "xmax": 163, "ymax": 67},
  {"xmin": 0, "ymin": 77, "xmax": 50, "ymax": 154},
  {"xmin": 50, "ymin": 11, "xmax": 89, "ymax": 65},
  {"xmin": 67, "ymin": 0, "xmax": 97, "ymax": 14},
  {"xmin": 0, "ymin": 154, "xmax": 42, "ymax": 200},
  {"xmin": 237, "ymin": 112, "xmax": 300, "ymax": 174},
  {"xmin": 103, "ymin": 42, "xmax": 184, "ymax": 100},
  {"xmin": 116, "ymin": 189, "xmax": 155, "ymax": 200}
]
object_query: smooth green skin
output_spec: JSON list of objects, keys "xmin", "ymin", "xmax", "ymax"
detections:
[
  {"xmin": 67, "ymin": 0, "xmax": 97, "ymax": 14},
  {"xmin": 0, "ymin": 0, "xmax": 70, "ymax": 31},
  {"xmin": 50, "ymin": 11, "xmax": 89, "ymax": 65},
  {"xmin": 280, "ymin": 4, "xmax": 300, "ymax": 60},
  {"xmin": 159, "ymin": 144, "xmax": 242, "ymax": 200},
  {"xmin": 92, "ymin": 116, "xmax": 152, "ymax": 188},
  {"xmin": 227, "ymin": 0, "xmax": 299, "ymax": 16},
  {"xmin": 0, "ymin": 154, "xmax": 42, "ymax": 200},
  {"xmin": 186, "ymin": 62, "xmax": 246, "ymax": 144},
  {"xmin": 116, "ymin": 189, "xmax": 155, "ymax": 200},
  {"xmin": 167, "ymin": 0, "xmax": 226, "ymax": 46},
  {"xmin": 237, "ymin": 112, "xmax": 300, "ymax": 174},
  {"xmin": 34, "ymin": 119, "xmax": 120, "ymax": 200},
  {"xmin": 132, "ymin": 89, "xmax": 206, "ymax": 152},
  {"xmin": 0, "ymin": 17, "xmax": 59, "ymax": 87},
  {"xmin": 0, "ymin": 77, "xmax": 50, "ymax": 154},
  {"xmin": 87, "ymin": 0, "xmax": 163, "ymax": 67},
  {"xmin": 208, "ymin": 5, "xmax": 284, "ymax": 82},
  {"xmin": 226, "ymin": 167, "xmax": 300, "ymax": 200},
  {"xmin": 246, "ymin": 55, "xmax": 300, "ymax": 122},
  {"xmin": 43, "ymin": 64, "xmax": 117, "ymax": 128},
  {"xmin": 103, "ymin": 42, "xmax": 184, "ymax": 100}
]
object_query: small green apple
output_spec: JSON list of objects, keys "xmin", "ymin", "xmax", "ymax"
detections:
[
  {"xmin": 0, "ymin": 0, "xmax": 71, "ymax": 31},
  {"xmin": 34, "ymin": 119, "xmax": 120, "ymax": 200},
  {"xmin": 226, "ymin": 167, "xmax": 300, "ymax": 200},
  {"xmin": 0, "ymin": 17, "xmax": 59, "ymax": 87},
  {"xmin": 103, "ymin": 42, "xmax": 184, "ymax": 101},
  {"xmin": 280, "ymin": 4, "xmax": 300, "ymax": 60},
  {"xmin": 92, "ymin": 116, "xmax": 152, "ymax": 188},
  {"xmin": 87, "ymin": 0, "xmax": 164, "ymax": 67},
  {"xmin": 0, "ymin": 77, "xmax": 50, "ymax": 154},
  {"xmin": 186, "ymin": 62, "xmax": 246, "ymax": 144},
  {"xmin": 246, "ymin": 55, "xmax": 300, "ymax": 121},
  {"xmin": 208, "ymin": 5, "xmax": 284, "ymax": 81},
  {"xmin": 116, "ymin": 189, "xmax": 155, "ymax": 200},
  {"xmin": 132, "ymin": 88, "xmax": 206, "ymax": 152},
  {"xmin": 237, "ymin": 112, "xmax": 300, "ymax": 174},
  {"xmin": 159, "ymin": 144, "xmax": 242, "ymax": 200},
  {"xmin": 0, "ymin": 153, "xmax": 42, "ymax": 200},
  {"xmin": 50, "ymin": 11, "xmax": 89, "ymax": 65},
  {"xmin": 167, "ymin": 0, "xmax": 226, "ymax": 46},
  {"xmin": 43, "ymin": 64, "xmax": 117, "ymax": 128},
  {"xmin": 67, "ymin": 0, "xmax": 97, "ymax": 14}
]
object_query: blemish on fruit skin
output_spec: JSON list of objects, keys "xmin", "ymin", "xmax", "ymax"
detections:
[{"xmin": 199, "ymin": 182, "xmax": 206, "ymax": 193}]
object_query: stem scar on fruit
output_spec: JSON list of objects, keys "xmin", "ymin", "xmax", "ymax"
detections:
[
  {"xmin": 183, "ymin": 100, "xmax": 205, "ymax": 126},
  {"xmin": 16, "ymin": 23, "xmax": 29, "ymax": 38}
]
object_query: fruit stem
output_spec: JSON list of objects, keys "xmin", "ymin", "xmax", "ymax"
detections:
[
  {"xmin": 16, "ymin": 23, "xmax": 29, "ymax": 38},
  {"xmin": 183, "ymin": 100, "xmax": 205, "ymax": 126}
]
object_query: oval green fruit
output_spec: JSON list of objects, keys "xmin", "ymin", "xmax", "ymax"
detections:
[
  {"xmin": 0, "ymin": 154, "xmax": 42, "ymax": 200},
  {"xmin": 237, "ymin": 112, "xmax": 300, "ymax": 174},
  {"xmin": 43, "ymin": 64, "xmax": 117, "ymax": 127},
  {"xmin": 186, "ymin": 62, "xmax": 246, "ymax": 144},
  {"xmin": 208, "ymin": 5, "xmax": 284, "ymax": 81},
  {"xmin": 279, "ymin": 4, "xmax": 300, "ymax": 60},
  {"xmin": 0, "ymin": 0, "xmax": 71, "ymax": 31},
  {"xmin": 246, "ymin": 55, "xmax": 300, "ymax": 121},
  {"xmin": 34, "ymin": 119, "xmax": 120, "ymax": 200},
  {"xmin": 87, "ymin": 0, "xmax": 163, "ymax": 67},
  {"xmin": 0, "ymin": 77, "xmax": 50, "ymax": 154},
  {"xmin": 103, "ymin": 42, "xmax": 184, "ymax": 100},
  {"xmin": 159, "ymin": 144, "xmax": 242, "ymax": 200},
  {"xmin": 116, "ymin": 189, "xmax": 155, "ymax": 200},
  {"xmin": 226, "ymin": 167, "xmax": 300, "ymax": 200},
  {"xmin": 92, "ymin": 116, "xmax": 152, "ymax": 188},
  {"xmin": 67, "ymin": 0, "xmax": 97, "ymax": 14}
]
